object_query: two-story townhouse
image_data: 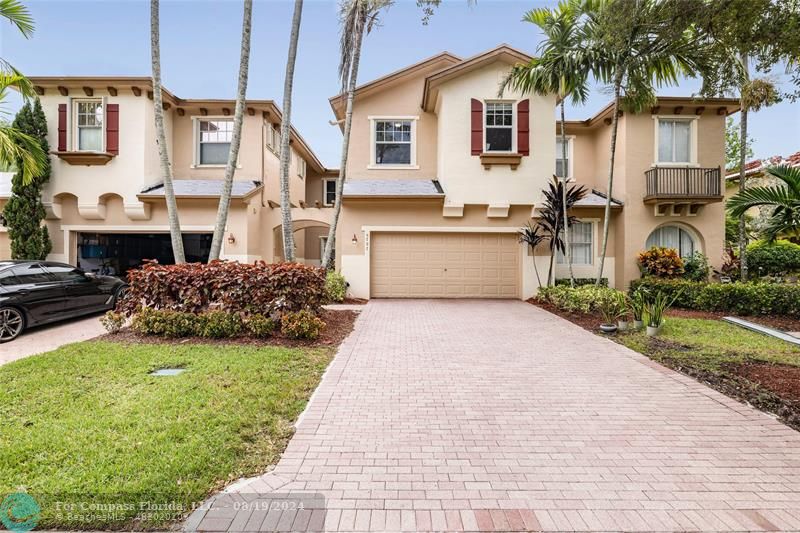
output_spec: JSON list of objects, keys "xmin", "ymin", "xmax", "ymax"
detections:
[
  {"xmin": 15, "ymin": 77, "xmax": 335, "ymax": 275},
  {"xmin": 328, "ymin": 45, "xmax": 739, "ymax": 299}
]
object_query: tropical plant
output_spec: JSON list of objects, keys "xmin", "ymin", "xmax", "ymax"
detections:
[
  {"xmin": 597, "ymin": 289, "xmax": 626, "ymax": 326},
  {"xmin": 682, "ymin": 251, "xmax": 710, "ymax": 282},
  {"xmin": 538, "ymin": 177, "xmax": 587, "ymax": 286},
  {"xmin": 518, "ymin": 222, "xmax": 548, "ymax": 288},
  {"xmin": 746, "ymin": 239, "xmax": 800, "ymax": 276},
  {"xmin": 581, "ymin": 0, "xmax": 703, "ymax": 285},
  {"xmin": 209, "ymin": 0, "xmax": 253, "ymax": 261},
  {"xmin": 325, "ymin": 270, "xmax": 347, "ymax": 302},
  {"xmin": 637, "ymin": 246, "xmax": 684, "ymax": 278},
  {"xmin": 645, "ymin": 289, "xmax": 680, "ymax": 328},
  {"xmin": 279, "ymin": 0, "xmax": 305, "ymax": 262},
  {"xmin": 627, "ymin": 288, "xmax": 647, "ymax": 322},
  {"xmin": 727, "ymin": 165, "xmax": 800, "ymax": 243},
  {"xmin": 150, "ymin": 0, "xmax": 185, "ymax": 263},
  {"xmin": 2, "ymin": 98, "xmax": 51, "ymax": 259},
  {"xmin": 501, "ymin": 0, "xmax": 589, "ymax": 287}
]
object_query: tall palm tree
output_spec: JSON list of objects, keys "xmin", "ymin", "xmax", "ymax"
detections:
[
  {"xmin": 278, "ymin": 0, "xmax": 304, "ymax": 262},
  {"xmin": 501, "ymin": 0, "xmax": 589, "ymax": 287},
  {"xmin": 150, "ymin": 0, "xmax": 184, "ymax": 263},
  {"xmin": 727, "ymin": 165, "xmax": 800, "ymax": 242},
  {"xmin": 538, "ymin": 177, "xmax": 587, "ymax": 285},
  {"xmin": 582, "ymin": 0, "xmax": 702, "ymax": 285},
  {"xmin": 0, "ymin": 0, "xmax": 46, "ymax": 185},
  {"xmin": 209, "ymin": 0, "xmax": 253, "ymax": 261}
]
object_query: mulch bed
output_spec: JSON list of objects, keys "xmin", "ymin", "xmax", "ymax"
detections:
[
  {"xmin": 342, "ymin": 297, "xmax": 369, "ymax": 305},
  {"xmin": 99, "ymin": 309, "xmax": 360, "ymax": 349}
]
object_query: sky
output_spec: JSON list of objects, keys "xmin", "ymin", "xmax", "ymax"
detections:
[{"xmin": 2, "ymin": 0, "xmax": 799, "ymax": 168}]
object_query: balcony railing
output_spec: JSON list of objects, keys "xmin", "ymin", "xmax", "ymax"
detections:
[{"xmin": 644, "ymin": 166, "xmax": 723, "ymax": 203}]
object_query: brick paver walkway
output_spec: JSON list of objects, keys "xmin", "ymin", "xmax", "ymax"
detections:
[{"xmin": 187, "ymin": 300, "xmax": 800, "ymax": 532}]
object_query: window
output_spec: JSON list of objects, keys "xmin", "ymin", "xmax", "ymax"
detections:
[
  {"xmin": 657, "ymin": 119, "xmax": 692, "ymax": 163},
  {"xmin": 76, "ymin": 100, "xmax": 104, "ymax": 151},
  {"xmin": 0, "ymin": 269, "xmax": 19, "ymax": 286},
  {"xmin": 296, "ymin": 154, "xmax": 306, "ymax": 178},
  {"xmin": 556, "ymin": 138, "xmax": 572, "ymax": 179},
  {"xmin": 485, "ymin": 102, "xmax": 513, "ymax": 152},
  {"xmin": 557, "ymin": 222, "xmax": 593, "ymax": 265},
  {"xmin": 45, "ymin": 264, "xmax": 89, "ymax": 283},
  {"xmin": 323, "ymin": 179, "xmax": 336, "ymax": 206},
  {"xmin": 646, "ymin": 225, "xmax": 696, "ymax": 258},
  {"xmin": 374, "ymin": 120, "xmax": 412, "ymax": 165},
  {"xmin": 9, "ymin": 264, "xmax": 54, "ymax": 284},
  {"xmin": 198, "ymin": 119, "xmax": 233, "ymax": 165}
]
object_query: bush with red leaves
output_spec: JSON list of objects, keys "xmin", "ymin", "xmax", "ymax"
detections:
[{"xmin": 119, "ymin": 260, "xmax": 326, "ymax": 317}]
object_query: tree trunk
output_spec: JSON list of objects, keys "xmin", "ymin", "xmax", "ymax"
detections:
[
  {"xmin": 209, "ymin": 0, "xmax": 252, "ymax": 262},
  {"xmin": 738, "ymin": 53, "xmax": 749, "ymax": 281},
  {"xmin": 531, "ymin": 247, "xmax": 542, "ymax": 288},
  {"xmin": 279, "ymin": 0, "xmax": 304, "ymax": 262},
  {"xmin": 560, "ymin": 100, "xmax": 574, "ymax": 287},
  {"xmin": 547, "ymin": 252, "xmax": 555, "ymax": 287},
  {"xmin": 150, "ymin": 0, "xmax": 185, "ymax": 264},
  {"xmin": 596, "ymin": 69, "xmax": 622, "ymax": 285},
  {"xmin": 322, "ymin": 8, "xmax": 366, "ymax": 270}
]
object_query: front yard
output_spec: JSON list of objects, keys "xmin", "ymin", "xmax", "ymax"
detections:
[{"xmin": 0, "ymin": 340, "xmax": 334, "ymax": 530}]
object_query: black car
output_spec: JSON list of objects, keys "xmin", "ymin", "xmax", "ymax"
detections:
[{"xmin": 0, "ymin": 261, "xmax": 127, "ymax": 342}]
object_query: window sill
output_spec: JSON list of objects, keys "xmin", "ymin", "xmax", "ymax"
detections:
[
  {"xmin": 191, "ymin": 164, "xmax": 242, "ymax": 169},
  {"xmin": 653, "ymin": 162, "xmax": 700, "ymax": 168},
  {"xmin": 53, "ymin": 151, "xmax": 115, "ymax": 166},
  {"xmin": 367, "ymin": 164, "xmax": 419, "ymax": 170},
  {"xmin": 479, "ymin": 152, "xmax": 522, "ymax": 170}
]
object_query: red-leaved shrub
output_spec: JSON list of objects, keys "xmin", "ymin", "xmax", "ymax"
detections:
[
  {"xmin": 120, "ymin": 260, "xmax": 326, "ymax": 316},
  {"xmin": 637, "ymin": 246, "xmax": 685, "ymax": 278}
]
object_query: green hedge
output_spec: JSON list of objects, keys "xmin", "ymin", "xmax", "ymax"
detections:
[
  {"xmin": 629, "ymin": 278, "xmax": 800, "ymax": 316},
  {"xmin": 554, "ymin": 278, "xmax": 608, "ymax": 287},
  {"xmin": 746, "ymin": 240, "xmax": 800, "ymax": 276},
  {"xmin": 537, "ymin": 285, "xmax": 621, "ymax": 314}
]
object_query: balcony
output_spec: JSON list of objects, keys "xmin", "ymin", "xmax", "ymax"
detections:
[{"xmin": 644, "ymin": 166, "xmax": 723, "ymax": 214}]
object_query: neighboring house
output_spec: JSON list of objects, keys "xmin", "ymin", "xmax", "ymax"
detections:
[
  {"xmin": 0, "ymin": 171, "xmax": 13, "ymax": 258},
  {"xmin": 8, "ymin": 77, "xmax": 336, "ymax": 275},
  {"xmin": 328, "ymin": 45, "xmax": 739, "ymax": 299}
]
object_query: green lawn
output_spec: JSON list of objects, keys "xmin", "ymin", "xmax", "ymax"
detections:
[{"xmin": 0, "ymin": 341, "xmax": 333, "ymax": 530}]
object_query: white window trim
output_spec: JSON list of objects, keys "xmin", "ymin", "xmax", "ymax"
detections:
[
  {"xmin": 557, "ymin": 219, "xmax": 596, "ymax": 265},
  {"xmin": 191, "ymin": 116, "xmax": 241, "ymax": 168},
  {"xmin": 484, "ymin": 100, "xmax": 516, "ymax": 154},
  {"xmin": 322, "ymin": 178, "xmax": 337, "ymax": 207},
  {"xmin": 652, "ymin": 115, "xmax": 699, "ymax": 167},
  {"xmin": 368, "ymin": 115, "xmax": 419, "ymax": 169},
  {"xmin": 71, "ymin": 97, "xmax": 106, "ymax": 153},
  {"xmin": 295, "ymin": 151, "xmax": 307, "ymax": 179},
  {"xmin": 555, "ymin": 135, "xmax": 575, "ymax": 181}
]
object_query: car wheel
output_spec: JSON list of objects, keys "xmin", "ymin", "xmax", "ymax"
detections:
[
  {"xmin": 112, "ymin": 286, "xmax": 128, "ymax": 309},
  {"xmin": 0, "ymin": 307, "xmax": 25, "ymax": 343}
]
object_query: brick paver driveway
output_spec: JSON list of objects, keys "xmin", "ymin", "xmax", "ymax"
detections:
[{"xmin": 188, "ymin": 300, "xmax": 800, "ymax": 532}]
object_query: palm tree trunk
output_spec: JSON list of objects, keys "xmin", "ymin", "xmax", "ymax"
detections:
[
  {"xmin": 531, "ymin": 247, "xmax": 542, "ymax": 288},
  {"xmin": 279, "ymin": 0, "xmax": 303, "ymax": 262},
  {"xmin": 322, "ymin": 8, "xmax": 365, "ymax": 270},
  {"xmin": 209, "ymin": 0, "xmax": 252, "ymax": 262},
  {"xmin": 559, "ymin": 100, "xmax": 574, "ymax": 287},
  {"xmin": 547, "ymin": 252, "xmax": 555, "ymax": 287},
  {"xmin": 150, "ymin": 0, "xmax": 185, "ymax": 264},
  {"xmin": 738, "ymin": 53, "xmax": 749, "ymax": 281},
  {"xmin": 596, "ymin": 70, "xmax": 622, "ymax": 286}
]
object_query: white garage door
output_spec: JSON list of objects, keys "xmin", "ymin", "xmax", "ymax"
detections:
[{"xmin": 370, "ymin": 232, "xmax": 520, "ymax": 298}]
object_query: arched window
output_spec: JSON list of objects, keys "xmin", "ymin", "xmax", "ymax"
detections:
[{"xmin": 646, "ymin": 225, "xmax": 697, "ymax": 258}]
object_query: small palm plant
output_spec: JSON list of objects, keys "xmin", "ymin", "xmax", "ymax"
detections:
[
  {"xmin": 518, "ymin": 222, "xmax": 548, "ymax": 289},
  {"xmin": 726, "ymin": 165, "xmax": 800, "ymax": 243}
]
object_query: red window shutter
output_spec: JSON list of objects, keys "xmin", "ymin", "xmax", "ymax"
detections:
[
  {"xmin": 106, "ymin": 103, "xmax": 119, "ymax": 155},
  {"xmin": 470, "ymin": 98, "xmax": 483, "ymax": 156},
  {"xmin": 517, "ymin": 99, "xmax": 530, "ymax": 156},
  {"xmin": 57, "ymin": 104, "xmax": 67, "ymax": 151}
]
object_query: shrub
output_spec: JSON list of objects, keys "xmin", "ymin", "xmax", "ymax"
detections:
[
  {"xmin": 120, "ymin": 260, "xmax": 326, "ymax": 317},
  {"xmin": 131, "ymin": 308, "xmax": 199, "ymax": 338},
  {"xmin": 746, "ymin": 240, "xmax": 800, "ymax": 276},
  {"xmin": 537, "ymin": 285, "xmax": 623, "ymax": 314},
  {"xmin": 325, "ymin": 271, "xmax": 347, "ymax": 302},
  {"xmin": 554, "ymin": 278, "xmax": 608, "ymax": 287},
  {"xmin": 246, "ymin": 314, "xmax": 277, "ymax": 338},
  {"xmin": 281, "ymin": 310, "xmax": 325, "ymax": 340},
  {"xmin": 682, "ymin": 252, "xmax": 710, "ymax": 282},
  {"xmin": 637, "ymin": 246, "xmax": 684, "ymax": 278},
  {"xmin": 100, "ymin": 311, "xmax": 125, "ymax": 333},
  {"xmin": 199, "ymin": 310, "xmax": 243, "ymax": 339},
  {"xmin": 629, "ymin": 278, "xmax": 800, "ymax": 317}
]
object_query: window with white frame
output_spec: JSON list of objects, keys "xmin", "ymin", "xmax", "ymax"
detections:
[
  {"xmin": 646, "ymin": 225, "xmax": 696, "ymax": 258},
  {"xmin": 374, "ymin": 120, "xmax": 412, "ymax": 165},
  {"xmin": 75, "ymin": 100, "xmax": 104, "ymax": 151},
  {"xmin": 485, "ymin": 102, "xmax": 513, "ymax": 152},
  {"xmin": 556, "ymin": 138, "xmax": 572, "ymax": 179},
  {"xmin": 198, "ymin": 119, "xmax": 233, "ymax": 165},
  {"xmin": 323, "ymin": 179, "xmax": 336, "ymax": 206},
  {"xmin": 657, "ymin": 118, "xmax": 692, "ymax": 163},
  {"xmin": 557, "ymin": 222, "xmax": 593, "ymax": 265},
  {"xmin": 296, "ymin": 153, "xmax": 306, "ymax": 178}
]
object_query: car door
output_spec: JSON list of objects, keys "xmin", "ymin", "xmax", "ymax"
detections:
[
  {"xmin": 8, "ymin": 263, "xmax": 66, "ymax": 324},
  {"xmin": 43, "ymin": 264, "xmax": 109, "ymax": 314}
]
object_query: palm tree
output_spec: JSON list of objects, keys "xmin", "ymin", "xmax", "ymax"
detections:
[
  {"xmin": 727, "ymin": 165, "xmax": 800, "ymax": 242},
  {"xmin": 0, "ymin": 0, "xmax": 46, "ymax": 185},
  {"xmin": 278, "ymin": 0, "xmax": 304, "ymax": 262},
  {"xmin": 539, "ymin": 177, "xmax": 587, "ymax": 285},
  {"xmin": 582, "ymin": 0, "xmax": 702, "ymax": 285},
  {"xmin": 150, "ymin": 0, "xmax": 184, "ymax": 263},
  {"xmin": 501, "ymin": 0, "xmax": 589, "ymax": 288},
  {"xmin": 518, "ymin": 222, "xmax": 548, "ymax": 288},
  {"xmin": 209, "ymin": 0, "xmax": 253, "ymax": 261}
]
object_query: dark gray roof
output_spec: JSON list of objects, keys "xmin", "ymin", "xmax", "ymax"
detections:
[
  {"xmin": 343, "ymin": 179, "xmax": 444, "ymax": 198},
  {"xmin": 140, "ymin": 179, "xmax": 261, "ymax": 198},
  {"xmin": 574, "ymin": 189, "xmax": 624, "ymax": 208}
]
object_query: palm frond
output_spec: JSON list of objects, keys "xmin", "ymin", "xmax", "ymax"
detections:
[
  {"xmin": 0, "ymin": 125, "xmax": 46, "ymax": 185},
  {"xmin": 0, "ymin": 0, "xmax": 34, "ymax": 38}
]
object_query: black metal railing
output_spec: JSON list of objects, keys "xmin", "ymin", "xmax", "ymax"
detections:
[{"xmin": 644, "ymin": 166, "xmax": 722, "ymax": 200}]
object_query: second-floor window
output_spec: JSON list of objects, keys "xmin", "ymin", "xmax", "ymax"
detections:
[
  {"xmin": 374, "ymin": 120, "xmax": 412, "ymax": 165},
  {"xmin": 485, "ymin": 102, "xmax": 513, "ymax": 152},
  {"xmin": 555, "ymin": 138, "xmax": 572, "ymax": 179},
  {"xmin": 198, "ymin": 119, "xmax": 233, "ymax": 165},
  {"xmin": 296, "ymin": 153, "xmax": 307, "ymax": 178},
  {"xmin": 76, "ymin": 100, "xmax": 104, "ymax": 151},
  {"xmin": 323, "ymin": 178, "xmax": 336, "ymax": 206},
  {"xmin": 657, "ymin": 118, "xmax": 692, "ymax": 163}
]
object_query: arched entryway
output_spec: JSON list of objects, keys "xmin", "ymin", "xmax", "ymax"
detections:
[
  {"xmin": 273, "ymin": 220, "xmax": 331, "ymax": 266},
  {"xmin": 645, "ymin": 223, "xmax": 702, "ymax": 258}
]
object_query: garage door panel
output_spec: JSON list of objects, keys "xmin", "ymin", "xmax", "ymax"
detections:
[{"xmin": 370, "ymin": 232, "xmax": 520, "ymax": 298}]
